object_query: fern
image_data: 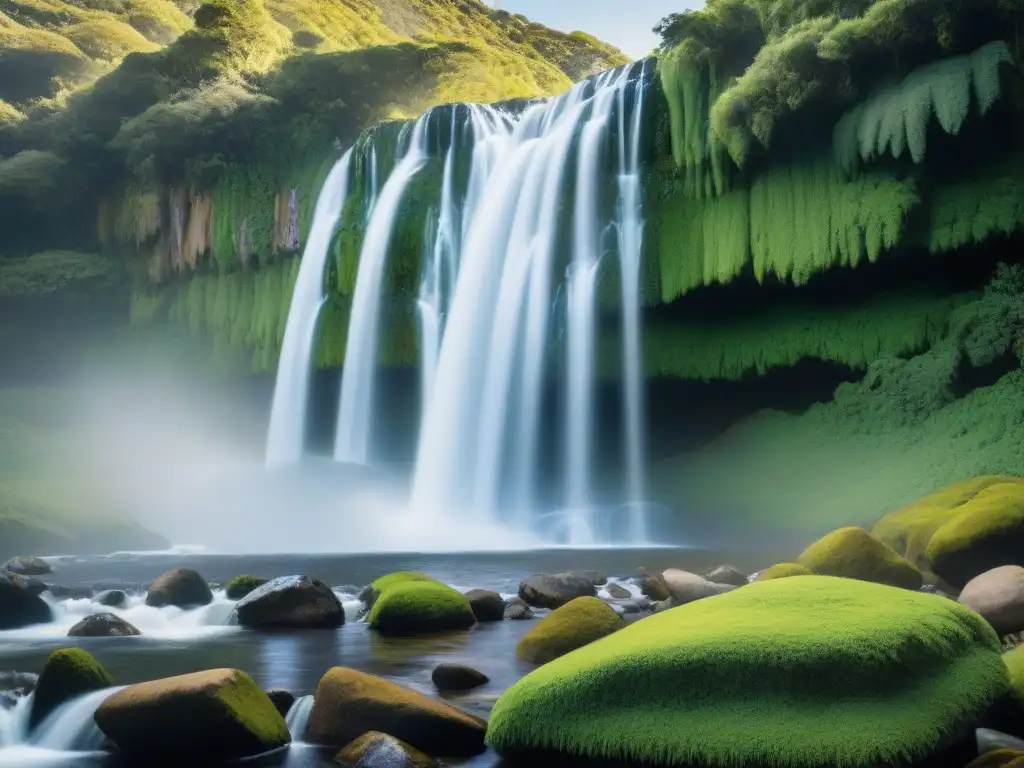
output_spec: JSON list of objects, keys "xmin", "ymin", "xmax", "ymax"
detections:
[{"xmin": 833, "ymin": 41, "xmax": 1013, "ymax": 171}]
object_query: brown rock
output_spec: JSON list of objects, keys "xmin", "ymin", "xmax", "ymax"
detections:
[
  {"xmin": 94, "ymin": 668, "xmax": 289, "ymax": 761},
  {"xmin": 634, "ymin": 568, "xmax": 671, "ymax": 601},
  {"xmin": 431, "ymin": 663, "xmax": 488, "ymax": 691},
  {"xmin": 959, "ymin": 566, "xmax": 1024, "ymax": 635},
  {"xmin": 334, "ymin": 731, "xmax": 436, "ymax": 767},
  {"xmin": 464, "ymin": 589, "xmax": 504, "ymax": 622},
  {"xmin": 145, "ymin": 568, "xmax": 212, "ymax": 608},
  {"xmin": 661, "ymin": 569, "xmax": 735, "ymax": 605},
  {"xmin": 706, "ymin": 565, "xmax": 748, "ymax": 586},
  {"xmin": 518, "ymin": 573, "xmax": 596, "ymax": 609},
  {"xmin": 305, "ymin": 667, "xmax": 486, "ymax": 757},
  {"xmin": 605, "ymin": 583, "xmax": 631, "ymax": 599},
  {"xmin": 68, "ymin": 613, "xmax": 140, "ymax": 637}
]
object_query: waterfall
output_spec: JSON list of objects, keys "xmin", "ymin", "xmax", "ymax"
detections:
[
  {"xmin": 284, "ymin": 695, "xmax": 314, "ymax": 741},
  {"xmin": 617, "ymin": 60, "xmax": 651, "ymax": 542},
  {"xmin": 410, "ymin": 65, "xmax": 647, "ymax": 542},
  {"xmin": 265, "ymin": 150, "xmax": 354, "ymax": 467},
  {"xmin": 0, "ymin": 695, "xmax": 29, "ymax": 748},
  {"xmin": 0, "ymin": 687, "xmax": 122, "ymax": 755}
]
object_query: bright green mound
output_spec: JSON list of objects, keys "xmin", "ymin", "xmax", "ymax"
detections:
[
  {"xmin": 754, "ymin": 562, "xmax": 812, "ymax": 581},
  {"xmin": 798, "ymin": 526, "xmax": 923, "ymax": 589},
  {"xmin": 486, "ymin": 576, "xmax": 1007, "ymax": 768},
  {"xmin": 370, "ymin": 571, "xmax": 443, "ymax": 593},
  {"xmin": 367, "ymin": 580, "xmax": 476, "ymax": 636}
]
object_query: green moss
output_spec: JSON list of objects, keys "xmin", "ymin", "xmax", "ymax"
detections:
[
  {"xmin": 516, "ymin": 597, "xmax": 623, "ymax": 665},
  {"xmin": 31, "ymin": 648, "xmax": 114, "ymax": 729},
  {"xmin": 798, "ymin": 526, "xmax": 923, "ymax": 589},
  {"xmin": 0, "ymin": 251, "xmax": 122, "ymax": 300},
  {"xmin": 633, "ymin": 288, "xmax": 958, "ymax": 381},
  {"xmin": 754, "ymin": 562, "xmax": 812, "ymax": 581},
  {"xmin": 1005, "ymin": 644, "xmax": 1024, "ymax": 704},
  {"xmin": 926, "ymin": 483, "xmax": 1024, "ymax": 588},
  {"xmin": 367, "ymin": 580, "xmax": 476, "ymax": 636},
  {"xmin": 370, "ymin": 571, "xmax": 443, "ymax": 593},
  {"xmin": 211, "ymin": 669, "xmax": 291, "ymax": 746},
  {"xmin": 872, "ymin": 477, "xmax": 1024, "ymax": 570},
  {"xmin": 0, "ymin": 150, "xmax": 65, "ymax": 200},
  {"xmin": 226, "ymin": 575, "xmax": 267, "ymax": 600},
  {"xmin": 487, "ymin": 576, "xmax": 1007, "ymax": 767}
]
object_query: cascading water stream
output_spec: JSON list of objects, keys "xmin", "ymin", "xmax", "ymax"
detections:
[
  {"xmin": 334, "ymin": 115, "xmax": 432, "ymax": 464},
  {"xmin": 265, "ymin": 150, "xmax": 354, "ymax": 467},
  {"xmin": 0, "ymin": 687, "xmax": 123, "ymax": 759},
  {"xmin": 617, "ymin": 60, "xmax": 651, "ymax": 542},
  {"xmin": 410, "ymin": 66, "xmax": 647, "ymax": 543},
  {"xmin": 284, "ymin": 695, "xmax": 314, "ymax": 741}
]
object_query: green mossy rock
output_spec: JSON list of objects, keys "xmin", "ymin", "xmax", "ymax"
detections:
[
  {"xmin": 927, "ymin": 484, "xmax": 1024, "ymax": 589},
  {"xmin": 94, "ymin": 668, "xmax": 290, "ymax": 761},
  {"xmin": 226, "ymin": 574, "xmax": 267, "ymax": 600},
  {"xmin": 755, "ymin": 563, "xmax": 813, "ymax": 581},
  {"xmin": 368, "ymin": 580, "xmax": 476, "ymax": 636},
  {"xmin": 30, "ymin": 648, "xmax": 113, "ymax": 729},
  {"xmin": 873, "ymin": 477, "xmax": 1024, "ymax": 570},
  {"xmin": 516, "ymin": 597, "xmax": 623, "ymax": 665},
  {"xmin": 1004, "ymin": 645, "xmax": 1024, "ymax": 704},
  {"xmin": 363, "ymin": 571, "xmax": 442, "ymax": 608},
  {"xmin": 798, "ymin": 526, "xmax": 923, "ymax": 590},
  {"xmin": 305, "ymin": 667, "xmax": 486, "ymax": 757},
  {"xmin": 486, "ymin": 576, "xmax": 1007, "ymax": 768}
]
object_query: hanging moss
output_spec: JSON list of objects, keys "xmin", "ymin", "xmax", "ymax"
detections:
[
  {"xmin": 749, "ymin": 156, "xmax": 919, "ymax": 285},
  {"xmin": 631, "ymin": 289, "xmax": 962, "ymax": 381},
  {"xmin": 834, "ymin": 41, "xmax": 1014, "ymax": 172},
  {"xmin": 927, "ymin": 151, "xmax": 1024, "ymax": 254},
  {"xmin": 211, "ymin": 163, "xmax": 277, "ymax": 268}
]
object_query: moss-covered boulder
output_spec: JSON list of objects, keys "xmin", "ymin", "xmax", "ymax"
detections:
[
  {"xmin": 4, "ymin": 555, "xmax": 51, "ymax": 576},
  {"xmin": 235, "ymin": 575, "xmax": 343, "ymax": 629},
  {"xmin": 305, "ymin": 667, "xmax": 486, "ymax": 757},
  {"xmin": 368, "ymin": 576, "xmax": 475, "ymax": 635},
  {"xmin": 486, "ymin": 576, "xmax": 1007, "ymax": 767},
  {"xmin": 30, "ymin": 648, "xmax": 113, "ymax": 729},
  {"xmin": 873, "ymin": 478, "xmax": 1024, "ymax": 573},
  {"xmin": 334, "ymin": 731, "xmax": 437, "ymax": 767},
  {"xmin": 516, "ymin": 597, "xmax": 623, "ymax": 665},
  {"xmin": 464, "ymin": 589, "xmax": 505, "ymax": 622},
  {"xmin": 145, "ymin": 568, "xmax": 213, "ymax": 608},
  {"xmin": 68, "ymin": 613, "xmax": 140, "ymax": 637},
  {"xmin": 798, "ymin": 526, "xmax": 923, "ymax": 589},
  {"xmin": 1005, "ymin": 644, "xmax": 1024, "ymax": 704},
  {"xmin": 0, "ymin": 571, "xmax": 51, "ymax": 629},
  {"xmin": 755, "ymin": 563, "xmax": 813, "ymax": 581},
  {"xmin": 94, "ymin": 668, "xmax": 290, "ymax": 760},
  {"xmin": 518, "ymin": 573, "xmax": 596, "ymax": 609},
  {"xmin": 226, "ymin": 575, "xmax": 267, "ymax": 600},
  {"xmin": 362, "ymin": 571, "xmax": 442, "ymax": 609},
  {"xmin": 927, "ymin": 484, "xmax": 1024, "ymax": 589}
]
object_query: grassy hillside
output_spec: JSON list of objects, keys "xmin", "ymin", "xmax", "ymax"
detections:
[{"xmin": 0, "ymin": 0, "xmax": 628, "ymax": 109}]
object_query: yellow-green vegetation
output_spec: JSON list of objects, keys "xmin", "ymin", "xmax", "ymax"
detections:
[
  {"xmin": 754, "ymin": 562, "xmax": 812, "ymax": 581},
  {"xmin": 925, "ymin": 483, "xmax": 1024, "ymax": 588},
  {"xmin": 367, "ymin": 579, "xmax": 476, "ymax": 635},
  {"xmin": 370, "ymin": 571, "xmax": 443, "ymax": 593},
  {"xmin": 0, "ymin": 251, "xmax": 121, "ymax": 300},
  {"xmin": 872, "ymin": 477, "xmax": 1024, "ymax": 570},
  {"xmin": 226, "ymin": 575, "xmax": 267, "ymax": 600},
  {"xmin": 30, "ymin": 648, "xmax": 114, "ymax": 728},
  {"xmin": 797, "ymin": 526, "xmax": 922, "ymax": 589},
  {"xmin": 516, "ymin": 597, "xmax": 623, "ymax": 665},
  {"xmin": 651, "ymin": 278, "xmax": 1024, "ymax": 536},
  {"xmin": 636, "ymin": 289, "xmax": 960, "ymax": 380},
  {"xmin": 967, "ymin": 750, "xmax": 1024, "ymax": 768},
  {"xmin": 487, "ymin": 576, "xmax": 1008, "ymax": 767},
  {"xmin": 1005, "ymin": 644, "xmax": 1024, "ymax": 704}
]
